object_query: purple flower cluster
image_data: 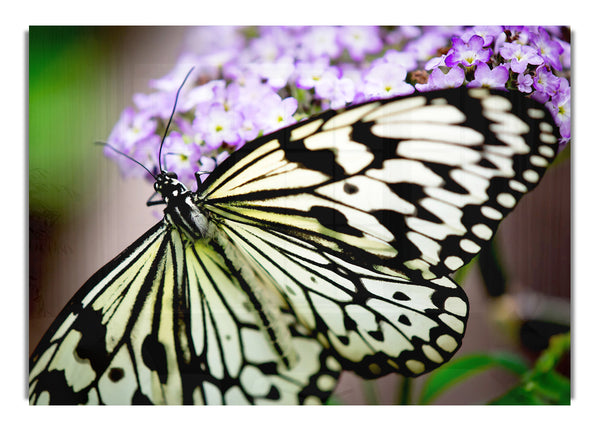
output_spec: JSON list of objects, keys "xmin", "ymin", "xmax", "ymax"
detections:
[{"xmin": 107, "ymin": 26, "xmax": 571, "ymax": 187}]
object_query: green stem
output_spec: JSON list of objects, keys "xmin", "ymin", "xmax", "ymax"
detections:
[
  {"xmin": 397, "ymin": 377, "xmax": 412, "ymax": 405},
  {"xmin": 362, "ymin": 379, "xmax": 379, "ymax": 405}
]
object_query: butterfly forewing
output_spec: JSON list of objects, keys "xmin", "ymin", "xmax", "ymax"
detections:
[
  {"xmin": 197, "ymin": 88, "xmax": 559, "ymax": 377},
  {"xmin": 198, "ymin": 88, "xmax": 559, "ymax": 281}
]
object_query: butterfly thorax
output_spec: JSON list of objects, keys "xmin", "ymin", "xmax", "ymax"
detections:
[{"xmin": 155, "ymin": 171, "xmax": 209, "ymax": 240}]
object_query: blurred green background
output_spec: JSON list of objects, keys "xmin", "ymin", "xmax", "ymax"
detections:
[
  {"xmin": 29, "ymin": 26, "xmax": 187, "ymax": 354},
  {"xmin": 31, "ymin": 27, "xmax": 120, "ymax": 213}
]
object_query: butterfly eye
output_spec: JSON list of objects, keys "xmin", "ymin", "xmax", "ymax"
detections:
[{"xmin": 165, "ymin": 171, "xmax": 178, "ymax": 179}]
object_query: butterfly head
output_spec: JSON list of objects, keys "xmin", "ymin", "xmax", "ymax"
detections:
[{"xmin": 154, "ymin": 171, "xmax": 190, "ymax": 202}]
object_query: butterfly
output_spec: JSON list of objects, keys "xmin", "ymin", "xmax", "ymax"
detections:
[{"xmin": 29, "ymin": 80, "xmax": 560, "ymax": 404}]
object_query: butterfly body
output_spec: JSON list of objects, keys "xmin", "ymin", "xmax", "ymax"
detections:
[
  {"xmin": 154, "ymin": 171, "xmax": 210, "ymax": 240},
  {"xmin": 30, "ymin": 88, "xmax": 560, "ymax": 404}
]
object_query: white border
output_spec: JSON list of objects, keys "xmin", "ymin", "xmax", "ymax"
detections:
[{"xmin": 5, "ymin": 2, "xmax": 595, "ymax": 429}]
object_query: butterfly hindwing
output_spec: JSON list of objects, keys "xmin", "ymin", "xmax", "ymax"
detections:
[
  {"xmin": 218, "ymin": 220, "xmax": 468, "ymax": 378},
  {"xmin": 29, "ymin": 223, "xmax": 340, "ymax": 405}
]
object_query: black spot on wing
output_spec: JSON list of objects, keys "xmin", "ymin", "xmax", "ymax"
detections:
[
  {"xmin": 285, "ymin": 138, "xmax": 345, "ymax": 179},
  {"xmin": 368, "ymin": 330, "xmax": 384, "ymax": 341},
  {"xmin": 265, "ymin": 385, "xmax": 281, "ymax": 400},
  {"xmin": 132, "ymin": 389, "xmax": 153, "ymax": 404},
  {"xmin": 344, "ymin": 314, "xmax": 357, "ymax": 331},
  {"xmin": 398, "ymin": 315, "xmax": 411, "ymax": 326},
  {"xmin": 343, "ymin": 182, "xmax": 359, "ymax": 194},
  {"xmin": 255, "ymin": 361, "xmax": 278, "ymax": 375},
  {"xmin": 108, "ymin": 367, "xmax": 124, "ymax": 382},
  {"xmin": 74, "ymin": 308, "xmax": 110, "ymax": 373},
  {"xmin": 387, "ymin": 183, "xmax": 425, "ymax": 211},
  {"xmin": 32, "ymin": 369, "xmax": 90, "ymax": 405},
  {"xmin": 370, "ymin": 208, "xmax": 420, "ymax": 263},
  {"xmin": 478, "ymin": 157, "xmax": 498, "ymax": 169},
  {"xmin": 142, "ymin": 335, "xmax": 168, "ymax": 384},
  {"xmin": 350, "ymin": 121, "xmax": 394, "ymax": 169},
  {"xmin": 393, "ymin": 291, "xmax": 410, "ymax": 301},
  {"xmin": 308, "ymin": 205, "xmax": 362, "ymax": 237}
]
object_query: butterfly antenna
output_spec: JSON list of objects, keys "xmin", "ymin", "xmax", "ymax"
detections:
[
  {"xmin": 158, "ymin": 66, "xmax": 195, "ymax": 173},
  {"xmin": 95, "ymin": 141, "xmax": 156, "ymax": 179}
]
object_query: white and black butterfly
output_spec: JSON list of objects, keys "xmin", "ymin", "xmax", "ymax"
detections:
[{"xmin": 29, "ymin": 83, "xmax": 559, "ymax": 405}]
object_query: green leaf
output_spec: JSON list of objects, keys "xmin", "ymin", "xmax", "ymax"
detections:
[
  {"xmin": 325, "ymin": 394, "xmax": 344, "ymax": 405},
  {"xmin": 491, "ymin": 333, "xmax": 570, "ymax": 405},
  {"xmin": 490, "ymin": 386, "xmax": 546, "ymax": 405},
  {"xmin": 452, "ymin": 254, "xmax": 477, "ymax": 285},
  {"xmin": 531, "ymin": 371, "xmax": 571, "ymax": 404},
  {"xmin": 418, "ymin": 352, "xmax": 529, "ymax": 404},
  {"xmin": 531, "ymin": 332, "xmax": 570, "ymax": 375},
  {"xmin": 490, "ymin": 371, "xmax": 570, "ymax": 405}
]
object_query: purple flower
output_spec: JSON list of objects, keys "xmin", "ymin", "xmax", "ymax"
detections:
[
  {"xmin": 314, "ymin": 72, "xmax": 356, "ymax": 109},
  {"xmin": 445, "ymin": 35, "xmax": 492, "ymax": 68},
  {"xmin": 295, "ymin": 59, "xmax": 331, "ymax": 90},
  {"xmin": 547, "ymin": 88, "xmax": 570, "ymax": 143},
  {"xmin": 466, "ymin": 64, "xmax": 509, "ymax": 89},
  {"xmin": 161, "ymin": 131, "xmax": 201, "ymax": 186},
  {"xmin": 107, "ymin": 107, "xmax": 157, "ymax": 154},
  {"xmin": 415, "ymin": 66, "xmax": 465, "ymax": 92},
  {"xmin": 516, "ymin": 73, "xmax": 534, "ymax": 93},
  {"xmin": 424, "ymin": 54, "xmax": 447, "ymax": 71},
  {"xmin": 531, "ymin": 27, "xmax": 564, "ymax": 71},
  {"xmin": 182, "ymin": 27, "xmax": 245, "ymax": 56},
  {"xmin": 180, "ymin": 80, "xmax": 226, "ymax": 113},
  {"xmin": 148, "ymin": 55, "xmax": 201, "ymax": 92},
  {"xmin": 125, "ymin": 134, "xmax": 162, "ymax": 177},
  {"xmin": 555, "ymin": 76, "xmax": 571, "ymax": 100},
  {"xmin": 363, "ymin": 63, "xmax": 414, "ymax": 98},
  {"xmin": 248, "ymin": 35, "xmax": 281, "ymax": 62},
  {"xmin": 379, "ymin": 50, "xmax": 418, "ymax": 72},
  {"xmin": 250, "ymin": 56, "xmax": 295, "ymax": 89},
  {"xmin": 105, "ymin": 26, "xmax": 571, "ymax": 182},
  {"xmin": 254, "ymin": 93, "xmax": 298, "ymax": 135},
  {"xmin": 193, "ymin": 104, "xmax": 243, "ymax": 149},
  {"xmin": 298, "ymin": 27, "xmax": 343, "ymax": 60},
  {"xmin": 196, "ymin": 151, "xmax": 230, "ymax": 184},
  {"xmin": 133, "ymin": 91, "xmax": 181, "ymax": 120},
  {"xmin": 224, "ymin": 79, "xmax": 281, "ymax": 141},
  {"xmin": 533, "ymin": 66, "xmax": 561, "ymax": 98},
  {"xmin": 337, "ymin": 26, "xmax": 383, "ymax": 61},
  {"xmin": 558, "ymin": 39, "xmax": 571, "ymax": 69},
  {"xmin": 404, "ymin": 31, "xmax": 449, "ymax": 61},
  {"xmin": 460, "ymin": 26, "xmax": 503, "ymax": 47},
  {"xmin": 385, "ymin": 26, "xmax": 422, "ymax": 44},
  {"xmin": 499, "ymin": 42, "xmax": 544, "ymax": 73},
  {"xmin": 226, "ymin": 78, "xmax": 274, "ymax": 108},
  {"xmin": 105, "ymin": 109, "xmax": 160, "ymax": 179}
]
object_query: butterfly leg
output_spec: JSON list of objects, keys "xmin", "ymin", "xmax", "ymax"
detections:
[{"xmin": 146, "ymin": 191, "xmax": 166, "ymax": 207}]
